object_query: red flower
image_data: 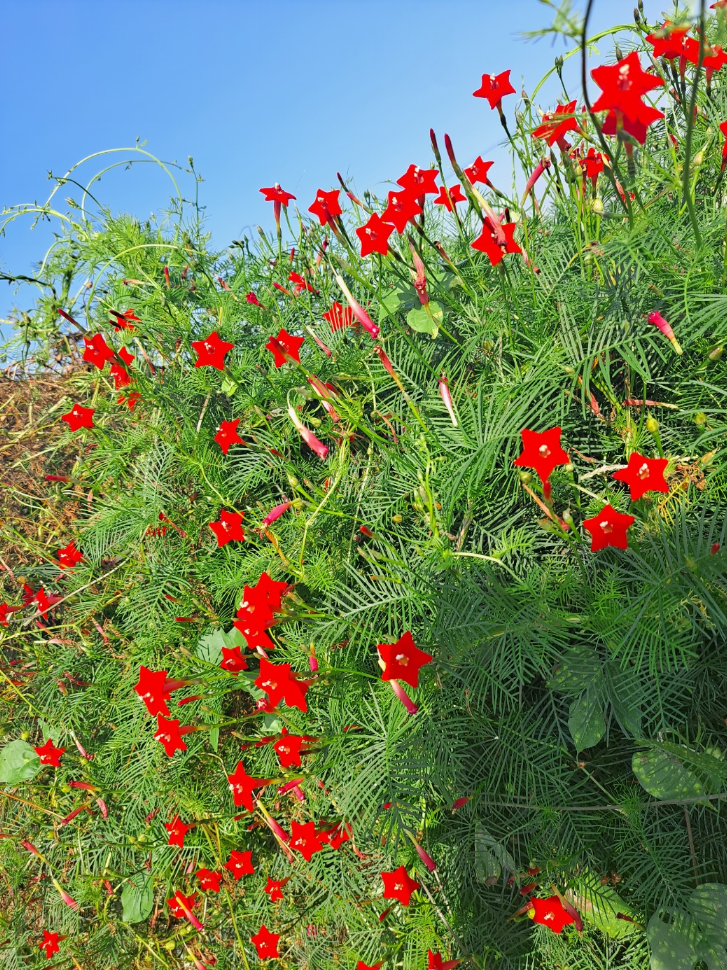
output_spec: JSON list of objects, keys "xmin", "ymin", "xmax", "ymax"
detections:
[
  {"xmin": 532, "ymin": 100, "xmax": 579, "ymax": 150},
  {"xmin": 377, "ymin": 632, "xmax": 432, "ymax": 689},
  {"xmin": 83, "ymin": 334, "xmax": 115, "ymax": 370},
  {"xmin": 192, "ymin": 331, "xmax": 234, "ymax": 370},
  {"xmin": 34, "ymin": 738, "xmax": 65, "ymax": 766},
  {"xmin": 473, "ymin": 70, "xmax": 516, "ymax": 109},
  {"xmin": 215, "ymin": 418, "xmax": 244, "ymax": 455},
  {"xmin": 289, "ymin": 820, "xmax": 324, "ymax": 861},
  {"xmin": 428, "ymin": 951, "xmax": 461, "ymax": 970},
  {"xmin": 274, "ymin": 734, "xmax": 306, "ymax": 768},
  {"xmin": 357, "ymin": 963, "xmax": 383, "ymax": 970},
  {"xmin": 433, "ymin": 185, "xmax": 466, "ymax": 211},
  {"xmin": 309, "ymin": 188, "xmax": 342, "ymax": 226},
  {"xmin": 645, "ymin": 22, "xmax": 689, "ymax": 60},
  {"xmin": 264, "ymin": 877, "xmax": 287, "ymax": 901},
  {"xmin": 612, "ymin": 453, "xmax": 669, "ymax": 501},
  {"xmin": 260, "ymin": 185, "xmax": 296, "ymax": 206},
  {"xmin": 601, "ymin": 110, "xmax": 649, "ymax": 146},
  {"xmin": 255, "ymin": 658, "xmax": 310, "ymax": 712},
  {"xmin": 233, "ymin": 613, "xmax": 275, "ymax": 653},
  {"xmin": 118, "ymin": 390, "xmax": 141, "ymax": 411},
  {"xmin": 513, "ymin": 427, "xmax": 569, "ymax": 484},
  {"xmin": 262, "ymin": 502, "xmax": 292, "ymax": 527},
  {"xmin": 471, "ymin": 221, "xmax": 521, "ymax": 266},
  {"xmin": 154, "ymin": 715, "xmax": 188, "ymax": 757},
  {"xmin": 381, "ymin": 865, "xmax": 419, "ymax": 906},
  {"xmin": 527, "ymin": 895, "xmax": 576, "ymax": 934},
  {"xmin": 246, "ymin": 291, "xmax": 262, "ymax": 306},
  {"xmin": 463, "ymin": 156, "xmax": 494, "ymax": 185},
  {"xmin": 167, "ymin": 890, "xmax": 199, "ymax": 920},
  {"xmin": 582, "ymin": 148, "xmax": 605, "ymax": 182},
  {"xmin": 134, "ymin": 666, "xmax": 180, "ymax": 716},
  {"xmin": 251, "ymin": 925, "xmax": 279, "ymax": 960},
  {"xmin": 57, "ymin": 540, "xmax": 83, "ymax": 570},
  {"xmin": 721, "ymin": 120, "xmax": 727, "ymax": 169},
  {"xmin": 227, "ymin": 761, "xmax": 270, "ymax": 810},
  {"xmin": 323, "ymin": 824, "xmax": 350, "ymax": 850},
  {"xmin": 196, "ymin": 868, "xmax": 222, "ymax": 892},
  {"xmin": 209, "ymin": 509, "xmax": 245, "ymax": 547},
  {"xmin": 289, "ymin": 271, "xmax": 318, "ymax": 295},
  {"xmin": 323, "ymin": 301, "xmax": 354, "ymax": 332},
  {"xmin": 221, "ymin": 646, "xmax": 249, "ymax": 673},
  {"xmin": 110, "ymin": 363, "xmax": 132, "ymax": 390},
  {"xmin": 583, "ymin": 505, "xmax": 635, "ymax": 552},
  {"xmin": 39, "ymin": 931, "xmax": 61, "ymax": 960},
  {"xmin": 591, "ymin": 52, "xmax": 664, "ymax": 135},
  {"xmin": 265, "ymin": 328, "xmax": 305, "ymax": 367},
  {"xmin": 61, "ymin": 403, "xmax": 95, "ymax": 432},
  {"xmin": 111, "ymin": 308, "xmax": 141, "ymax": 331},
  {"xmin": 244, "ymin": 572, "xmax": 288, "ymax": 612},
  {"xmin": 396, "ymin": 165, "xmax": 439, "ymax": 196},
  {"xmin": 224, "ymin": 849, "xmax": 255, "ymax": 879},
  {"xmin": 164, "ymin": 815, "xmax": 190, "ymax": 847},
  {"xmin": 381, "ymin": 190, "xmax": 423, "ymax": 233},
  {"xmin": 0, "ymin": 603, "xmax": 12, "ymax": 627},
  {"xmin": 356, "ymin": 213, "xmax": 395, "ymax": 257}
]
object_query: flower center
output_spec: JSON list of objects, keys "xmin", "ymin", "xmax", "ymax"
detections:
[
  {"xmin": 637, "ymin": 462, "xmax": 650, "ymax": 480},
  {"xmin": 539, "ymin": 444, "xmax": 551, "ymax": 458},
  {"xmin": 262, "ymin": 679, "xmax": 277, "ymax": 690},
  {"xmin": 279, "ymin": 745, "xmax": 289, "ymax": 754},
  {"xmin": 617, "ymin": 64, "xmax": 632, "ymax": 91},
  {"xmin": 395, "ymin": 882, "xmax": 404, "ymax": 891},
  {"xmin": 395, "ymin": 653, "xmax": 409, "ymax": 665},
  {"xmin": 600, "ymin": 520, "xmax": 613, "ymax": 534}
]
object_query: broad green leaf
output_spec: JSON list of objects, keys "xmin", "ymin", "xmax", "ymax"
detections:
[
  {"xmin": 474, "ymin": 823, "xmax": 515, "ymax": 882},
  {"xmin": 197, "ymin": 629, "xmax": 225, "ymax": 665},
  {"xmin": 407, "ymin": 302, "xmax": 443, "ymax": 338},
  {"xmin": 633, "ymin": 748, "xmax": 707, "ymax": 800},
  {"xmin": 209, "ymin": 726, "xmax": 220, "ymax": 752},
  {"xmin": 121, "ymin": 872, "xmax": 154, "ymax": 923},
  {"xmin": 221, "ymin": 375, "xmax": 238, "ymax": 397},
  {"xmin": 221, "ymin": 627, "xmax": 246, "ymax": 650},
  {"xmin": 606, "ymin": 663, "xmax": 643, "ymax": 738},
  {"xmin": 568, "ymin": 694, "xmax": 606, "ymax": 750},
  {"xmin": 549, "ymin": 644, "xmax": 603, "ymax": 695},
  {"xmin": 0, "ymin": 740, "xmax": 42, "ymax": 785},
  {"xmin": 567, "ymin": 873, "xmax": 638, "ymax": 938},
  {"xmin": 689, "ymin": 883, "xmax": 727, "ymax": 965},
  {"xmin": 378, "ymin": 283, "xmax": 418, "ymax": 318},
  {"xmin": 647, "ymin": 911, "xmax": 700, "ymax": 970}
]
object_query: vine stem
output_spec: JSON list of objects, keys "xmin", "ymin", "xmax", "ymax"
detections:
[{"xmin": 681, "ymin": 0, "xmax": 706, "ymax": 249}]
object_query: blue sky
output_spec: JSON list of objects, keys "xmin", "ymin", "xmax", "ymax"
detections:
[{"xmin": 1, "ymin": 0, "xmax": 664, "ymax": 322}]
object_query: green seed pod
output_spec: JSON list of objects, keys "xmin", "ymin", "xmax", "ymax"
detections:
[
  {"xmin": 392, "ymin": 514, "xmax": 403, "ymax": 523},
  {"xmin": 646, "ymin": 416, "xmax": 659, "ymax": 433},
  {"xmin": 592, "ymin": 198, "xmax": 604, "ymax": 214},
  {"xmin": 518, "ymin": 470, "xmax": 532, "ymax": 484},
  {"xmin": 695, "ymin": 412, "xmax": 707, "ymax": 427},
  {"xmin": 708, "ymin": 345, "xmax": 723, "ymax": 361}
]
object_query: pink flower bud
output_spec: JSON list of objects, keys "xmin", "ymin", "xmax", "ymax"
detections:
[
  {"xmin": 452, "ymin": 796, "xmax": 471, "ymax": 811},
  {"xmin": 413, "ymin": 839, "xmax": 437, "ymax": 871},
  {"xmin": 287, "ymin": 406, "xmax": 329, "ymax": 460},
  {"xmin": 262, "ymin": 502, "xmax": 292, "ymax": 527},
  {"xmin": 96, "ymin": 797, "xmax": 108, "ymax": 819},
  {"xmin": 439, "ymin": 375, "xmax": 458, "ymax": 427},
  {"xmin": 21, "ymin": 840, "xmax": 40, "ymax": 856},
  {"xmin": 408, "ymin": 239, "xmax": 429, "ymax": 306},
  {"xmin": 175, "ymin": 893, "xmax": 204, "ymax": 931},
  {"xmin": 648, "ymin": 311, "xmax": 683, "ymax": 355},
  {"xmin": 390, "ymin": 680, "xmax": 419, "ymax": 715},
  {"xmin": 277, "ymin": 778, "xmax": 304, "ymax": 795},
  {"xmin": 53, "ymin": 880, "xmax": 79, "ymax": 910},
  {"xmin": 309, "ymin": 330, "xmax": 333, "ymax": 357},
  {"xmin": 521, "ymin": 157, "xmax": 551, "ymax": 204},
  {"xmin": 333, "ymin": 273, "xmax": 380, "ymax": 338},
  {"xmin": 265, "ymin": 814, "xmax": 290, "ymax": 843}
]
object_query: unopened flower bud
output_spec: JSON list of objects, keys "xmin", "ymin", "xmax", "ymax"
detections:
[
  {"xmin": 646, "ymin": 416, "xmax": 659, "ymax": 433},
  {"xmin": 562, "ymin": 509, "xmax": 575, "ymax": 526},
  {"xmin": 693, "ymin": 151, "xmax": 704, "ymax": 167},
  {"xmin": 288, "ymin": 476, "xmax": 299, "ymax": 487},
  {"xmin": 709, "ymin": 345, "xmax": 723, "ymax": 361},
  {"xmin": 695, "ymin": 412, "xmax": 707, "ymax": 426},
  {"xmin": 392, "ymin": 514, "xmax": 403, "ymax": 523},
  {"xmin": 592, "ymin": 198, "xmax": 604, "ymax": 214},
  {"xmin": 291, "ymin": 498, "xmax": 304, "ymax": 510},
  {"xmin": 519, "ymin": 470, "xmax": 532, "ymax": 484}
]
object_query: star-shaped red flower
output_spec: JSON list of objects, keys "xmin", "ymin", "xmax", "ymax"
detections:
[
  {"xmin": 192, "ymin": 331, "xmax": 234, "ymax": 370},
  {"xmin": 57, "ymin": 540, "xmax": 83, "ymax": 570},
  {"xmin": 111, "ymin": 308, "xmax": 141, "ymax": 331},
  {"xmin": 265, "ymin": 328, "xmax": 305, "ymax": 367},
  {"xmin": 167, "ymin": 891, "xmax": 198, "ymax": 919},
  {"xmin": 164, "ymin": 815, "xmax": 190, "ymax": 847},
  {"xmin": 289, "ymin": 820, "xmax": 324, "ymax": 861},
  {"xmin": 215, "ymin": 418, "xmax": 244, "ymax": 455},
  {"xmin": 532, "ymin": 100, "xmax": 579, "ymax": 149},
  {"xmin": 473, "ymin": 70, "xmax": 516, "ymax": 109},
  {"xmin": 233, "ymin": 613, "xmax": 275, "ymax": 652},
  {"xmin": 196, "ymin": 868, "xmax": 222, "ymax": 892},
  {"xmin": 591, "ymin": 52, "xmax": 664, "ymax": 133},
  {"xmin": 209, "ymin": 509, "xmax": 245, "ymax": 547},
  {"xmin": 251, "ymin": 925, "xmax": 280, "ymax": 960},
  {"xmin": 260, "ymin": 185, "xmax": 296, "ymax": 206},
  {"xmin": 274, "ymin": 734, "xmax": 306, "ymax": 768},
  {"xmin": 601, "ymin": 110, "xmax": 649, "ymax": 145},
  {"xmin": 357, "ymin": 963, "xmax": 383, "ymax": 970},
  {"xmin": 381, "ymin": 190, "xmax": 423, "ymax": 233},
  {"xmin": 61, "ymin": 403, "xmax": 95, "ymax": 432},
  {"xmin": 221, "ymin": 646, "xmax": 249, "ymax": 673},
  {"xmin": 34, "ymin": 738, "xmax": 65, "ymax": 767},
  {"xmin": 396, "ymin": 165, "xmax": 439, "ymax": 196},
  {"xmin": 513, "ymin": 427, "xmax": 569, "ymax": 484},
  {"xmin": 134, "ymin": 666, "xmax": 174, "ymax": 716},
  {"xmin": 471, "ymin": 221, "xmax": 522, "ymax": 266},
  {"xmin": 381, "ymin": 865, "xmax": 419, "ymax": 906},
  {"xmin": 645, "ymin": 21, "xmax": 689, "ymax": 60},
  {"xmin": 323, "ymin": 301, "xmax": 354, "ymax": 332},
  {"xmin": 264, "ymin": 877, "xmax": 287, "ymax": 901},
  {"xmin": 528, "ymin": 895, "xmax": 576, "ymax": 933},
  {"xmin": 356, "ymin": 213, "xmax": 395, "ymax": 257},
  {"xmin": 227, "ymin": 760, "xmax": 270, "ymax": 810},
  {"xmin": 83, "ymin": 333, "xmax": 115, "ymax": 370},
  {"xmin": 463, "ymin": 156, "xmax": 493, "ymax": 185},
  {"xmin": 154, "ymin": 714, "xmax": 188, "ymax": 757},
  {"xmin": 583, "ymin": 504, "xmax": 636, "ymax": 552},
  {"xmin": 225, "ymin": 849, "xmax": 255, "ymax": 879},
  {"xmin": 251, "ymin": 571, "xmax": 288, "ymax": 612},
  {"xmin": 377, "ymin": 632, "xmax": 432, "ymax": 689},
  {"xmin": 40, "ymin": 931, "xmax": 61, "ymax": 960},
  {"xmin": 612, "ymin": 453, "xmax": 669, "ymax": 501},
  {"xmin": 433, "ymin": 184, "xmax": 466, "ymax": 211},
  {"xmin": 254, "ymin": 658, "xmax": 310, "ymax": 712},
  {"xmin": 428, "ymin": 951, "xmax": 461, "ymax": 970},
  {"xmin": 309, "ymin": 188, "xmax": 342, "ymax": 226},
  {"xmin": 110, "ymin": 363, "xmax": 132, "ymax": 390}
]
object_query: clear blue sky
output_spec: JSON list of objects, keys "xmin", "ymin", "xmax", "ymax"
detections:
[{"xmin": 1, "ymin": 0, "xmax": 663, "ymax": 322}]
